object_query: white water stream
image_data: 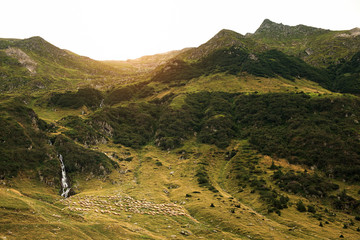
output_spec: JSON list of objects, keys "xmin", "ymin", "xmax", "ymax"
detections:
[{"xmin": 59, "ymin": 154, "xmax": 71, "ymax": 198}]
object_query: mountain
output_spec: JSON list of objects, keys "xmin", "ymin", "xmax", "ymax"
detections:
[
  {"xmin": 150, "ymin": 19, "xmax": 360, "ymax": 93},
  {"xmin": 178, "ymin": 29, "xmax": 265, "ymax": 61},
  {"xmin": 0, "ymin": 36, "xmax": 124, "ymax": 92},
  {"xmin": 251, "ymin": 19, "xmax": 360, "ymax": 67},
  {"xmin": 1, "ymin": 20, "xmax": 360, "ymax": 239}
]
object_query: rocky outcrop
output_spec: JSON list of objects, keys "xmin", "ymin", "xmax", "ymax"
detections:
[
  {"xmin": 336, "ymin": 28, "xmax": 360, "ymax": 38},
  {"xmin": 92, "ymin": 121, "xmax": 114, "ymax": 137},
  {"xmin": 5, "ymin": 47, "xmax": 37, "ymax": 74}
]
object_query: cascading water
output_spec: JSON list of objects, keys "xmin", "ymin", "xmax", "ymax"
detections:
[{"xmin": 59, "ymin": 154, "xmax": 71, "ymax": 198}]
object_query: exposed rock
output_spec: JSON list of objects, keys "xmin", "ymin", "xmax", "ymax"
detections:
[
  {"xmin": 305, "ymin": 48, "xmax": 314, "ymax": 56},
  {"xmin": 180, "ymin": 230, "xmax": 190, "ymax": 236},
  {"xmin": 5, "ymin": 47, "xmax": 37, "ymax": 74},
  {"xmin": 337, "ymin": 28, "xmax": 360, "ymax": 38},
  {"xmin": 249, "ymin": 53, "xmax": 258, "ymax": 61},
  {"xmin": 31, "ymin": 116, "xmax": 39, "ymax": 131},
  {"xmin": 93, "ymin": 121, "xmax": 113, "ymax": 137}
]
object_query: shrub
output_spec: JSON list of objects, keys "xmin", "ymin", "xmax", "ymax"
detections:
[
  {"xmin": 104, "ymin": 82, "xmax": 155, "ymax": 105},
  {"xmin": 307, "ymin": 205, "xmax": 316, "ymax": 213},
  {"xmin": 296, "ymin": 200, "xmax": 307, "ymax": 212},
  {"xmin": 54, "ymin": 135, "xmax": 117, "ymax": 176},
  {"xmin": 155, "ymin": 161, "xmax": 163, "ymax": 166},
  {"xmin": 49, "ymin": 88, "xmax": 103, "ymax": 109}
]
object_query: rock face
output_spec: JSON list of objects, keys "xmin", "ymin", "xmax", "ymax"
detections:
[
  {"xmin": 92, "ymin": 121, "xmax": 114, "ymax": 137},
  {"xmin": 5, "ymin": 47, "xmax": 37, "ymax": 74},
  {"xmin": 305, "ymin": 48, "xmax": 314, "ymax": 56},
  {"xmin": 336, "ymin": 28, "xmax": 360, "ymax": 38}
]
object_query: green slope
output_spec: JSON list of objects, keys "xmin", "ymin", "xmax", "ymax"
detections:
[
  {"xmin": 0, "ymin": 37, "xmax": 124, "ymax": 92},
  {"xmin": 150, "ymin": 19, "xmax": 360, "ymax": 93},
  {"xmin": 1, "ymin": 19, "xmax": 360, "ymax": 240},
  {"xmin": 250, "ymin": 19, "xmax": 360, "ymax": 67}
]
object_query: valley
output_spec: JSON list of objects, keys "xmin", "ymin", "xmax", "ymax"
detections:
[{"xmin": 1, "ymin": 19, "xmax": 360, "ymax": 239}]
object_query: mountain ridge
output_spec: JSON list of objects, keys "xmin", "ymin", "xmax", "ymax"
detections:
[
  {"xmin": 252, "ymin": 19, "xmax": 330, "ymax": 39},
  {"xmin": 148, "ymin": 19, "xmax": 360, "ymax": 93},
  {"xmin": 1, "ymin": 19, "xmax": 359, "ymax": 93},
  {"xmin": 179, "ymin": 28, "xmax": 265, "ymax": 61}
]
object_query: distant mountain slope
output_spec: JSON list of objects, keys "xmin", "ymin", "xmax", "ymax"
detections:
[
  {"xmin": 3, "ymin": 36, "xmax": 120, "ymax": 75},
  {"xmin": 104, "ymin": 49, "xmax": 188, "ymax": 73},
  {"xmin": 151, "ymin": 44, "xmax": 330, "ymax": 89},
  {"xmin": 252, "ymin": 19, "xmax": 330, "ymax": 40},
  {"xmin": 249, "ymin": 19, "xmax": 360, "ymax": 67},
  {"xmin": 150, "ymin": 19, "xmax": 360, "ymax": 93},
  {"xmin": 0, "ymin": 37, "xmax": 123, "ymax": 91},
  {"xmin": 102, "ymin": 49, "xmax": 189, "ymax": 82},
  {"xmin": 2, "ymin": 19, "xmax": 359, "ymax": 93}
]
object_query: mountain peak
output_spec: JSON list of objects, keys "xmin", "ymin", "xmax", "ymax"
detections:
[
  {"xmin": 213, "ymin": 29, "xmax": 244, "ymax": 39},
  {"xmin": 259, "ymin": 19, "xmax": 277, "ymax": 27},
  {"xmin": 182, "ymin": 29, "xmax": 250, "ymax": 60},
  {"xmin": 21, "ymin": 36, "xmax": 49, "ymax": 46},
  {"xmin": 27, "ymin": 36, "xmax": 45, "ymax": 41}
]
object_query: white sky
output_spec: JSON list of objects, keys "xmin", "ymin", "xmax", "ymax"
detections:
[{"xmin": 1, "ymin": 0, "xmax": 359, "ymax": 60}]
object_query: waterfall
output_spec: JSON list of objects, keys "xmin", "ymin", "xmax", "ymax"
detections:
[{"xmin": 59, "ymin": 154, "xmax": 71, "ymax": 198}]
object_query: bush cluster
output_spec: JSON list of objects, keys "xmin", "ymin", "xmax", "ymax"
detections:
[
  {"xmin": 59, "ymin": 116, "xmax": 105, "ymax": 146},
  {"xmin": 104, "ymin": 82, "xmax": 154, "ymax": 105},
  {"xmin": 0, "ymin": 102, "xmax": 51, "ymax": 178},
  {"xmin": 152, "ymin": 47, "xmax": 331, "ymax": 88},
  {"xmin": 329, "ymin": 51, "xmax": 360, "ymax": 93},
  {"xmin": 49, "ymin": 87, "xmax": 103, "ymax": 109},
  {"xmin": 272, "ymin": 170, "xmax": 339, "ymax": 197},
  {"xmin": 54, "ymin": 135, "xmax": 117, "ymax": 176},
  {"xmin": 90, "ymin": 103, "xmax": 159, "ymax": 148},
  {"xmin": 195, "ymin": 163, "xmax": 218, "ymax": 193},
  {"xmin": 74, "ymin": 91, "xmax": 360, "ymax": 182}
]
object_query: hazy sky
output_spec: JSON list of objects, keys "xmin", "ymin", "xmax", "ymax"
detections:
[{"xmin": 1, "ymin": 0, "xmax": 359, "ymax": 60}]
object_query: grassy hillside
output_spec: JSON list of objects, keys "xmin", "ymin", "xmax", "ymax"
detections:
[
  {"xmin": 151, "ymin": 47, "xmax": 332, "ymax": 90},
  {"xmin": 151, "ymin": 43, "xmax": 359, "ymax": 94},
  {"xmin": 0, "ymin": 97, "xmax": 117, "ymax": 188},
  {"xmin": 44, "ymin": 90, "xmax": 360, "ymax": 183},
  {"xmin": 250, "ymin": 19, "xmax": 360, "ymax": 67},
  {"xmin": 2, "ymin": 86, "xmax": 360, "ymax": 240},
  {"xmin": 1, "ymin": 138, "xmax": 360, "ymax": 239},
  {"xmin": 1, "ymin": 20, "xmax": 360, "ymax": 239},
  {"xmin": 0, "ymin": 37, "xmax": 127, "ymax": 92}
]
